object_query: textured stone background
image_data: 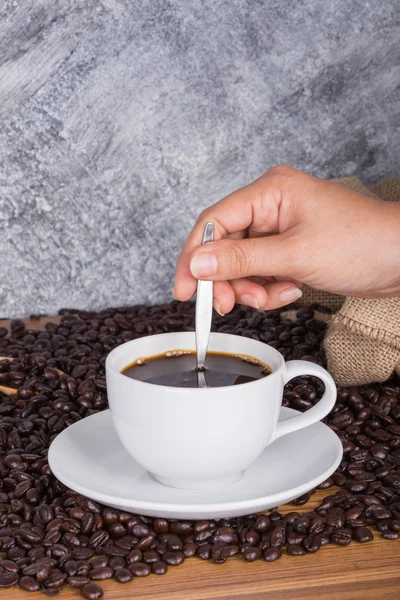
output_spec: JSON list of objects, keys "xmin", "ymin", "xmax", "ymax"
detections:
[{"xmin": 0, "ymin": 1, "xmax": 399, "ymax": 318}]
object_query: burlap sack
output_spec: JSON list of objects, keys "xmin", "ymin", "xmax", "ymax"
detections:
[{"xmin": 298, "ymin": 176, "xmax": 400, "ymax": 386}]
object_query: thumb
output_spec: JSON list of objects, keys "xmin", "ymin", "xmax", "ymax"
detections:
[{"xmin": 189, "ymin": 234, "xmax": 296, "ymax": 280}]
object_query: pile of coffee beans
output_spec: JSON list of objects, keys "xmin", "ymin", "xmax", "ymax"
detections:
[{"xmin": 0, "ymin": 302, "xmax": 398, "ymax": 598}]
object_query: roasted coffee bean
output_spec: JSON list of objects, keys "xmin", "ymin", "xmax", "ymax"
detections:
[
  {"xmin": 169, "ymin": 521, "xmax": 193, "ymax": 536},
  {"xmin": 79, "ymin": 498, "xmax": 101, "ymax": 515},
  {"xmin": 242, "ymin": 547, "xmax": 262, "ymax": 561},
  {"xmin": 167, "ymin": 535, "xmax": 183, "ymax": 551},
  {"xmin": 211, "ymin": 542, "xmax": 228, "ymax": 564},
  {"xmin": 14, "ymin": 481, "xmax": 31, "ymax": 498},
  {"xmin": 22, "ymin": 562, "xmax": 44, "ymax": 576},
  {"xmin": 89, "ymin": 567, "xmax": 113, "ymax": 580},
  {"xmin": 127, "ymin": 549, "xmax": 142, "ymax": 564},
  {"xmin": 194, "ymin": 520, "xmax": 211, "ymax": 534},
  {"xmin": 292, "ymin": 492, "xmax": 311, "ymax": 505},
  {"xmin": 196, "ymin": 529, "xmax": 213, "ymax": 542},
  {"xmin": 153, "ymin": 519, "xmax": 168, "ymax": 534},
  {"xmin": 90, "ymin": 556, "xmax": 109, "ymax": 569},
  {"xmin": 108, "ymin": 522, "xmax": 126, "ymax": 539},
  {"xmin": 269, "ymin": 511, "xmax": 283, "ymax": 522},
  {"xmin": 196, "ymin": 544, "xmax": 212, "ymax": 560},
  {"xmin": 370, "ymin": 446, "xmax": 388, "ymax": 460},
  {"xmin": 345, "ymin": 480, "xmax": 368, "ymax": 493},
  {"xmin": 346, "ymin": 507, "xmax": 364, "ymax": 522},
  {"xmin": 19, "ymin": 575, "xmax": 41, "ymax": 591},
  {"xmin": 136, "ymin": 533, "xmax": 154, "ymax": 551},
  {"xmin": 287, "ymin": 544, "xmax": 306, "ymax": 555},
  {"xmin": 270, "ymin": 526, "xmax": 286, "ymax": 547},
  {"xmin": 318, "ymin": 477, "xmax": 334, "ymax": 490},
  {"xmin": 388, "ymin": 520, "xmax": 400, "ymax": 532},
  {"xmin": 309, "ymin": 515, "xmax": 326, "ymax": 534},
  {"xmin": 245, "ymin": 529, "xmax": 261, "ymax": 545},
  {"xmin": 263, "ymin": 548, "xmax": 282, "ymax": 562},
  {"xmin": 51, "ymin": 544, "xmax": 70, "ymax": 559},
  {"xmin": 29, "ymin": 547, "xmax": 45, "ymax": 563},
  {"xmin": 152, "ymin": 560, "xmax": 168, "ymax": 575},
  {"xmin": 354, "ymin": 527, "xmax": 374, "ymax": 543},
  {"xmin": 307, "ymin": 531, "xmax": 324, "ymax": 551},
  {"xmin": 259, "ymin": 537, "xmax": 271, "ymax": 552},
  {"xmin": 255, "ymin": 514, "xmax": 271, "ymax": 532},
  {"xmin": 294, "ymin": 516, "xmax": 310, "ymax": 533},
  {"xmin": 368, "ymin": 507, "xmax": 391, "ymax": 520},
  {"xmin": 114, "ymin": 567, "xmax": 133, "ymax": 583},
  {"xmin": 332, "ymin": 472, "xmax": 347, "ymax": 487},
  {"xmin": 213, "ymin": 527, "xmax": 236, "ymax": 545},
  {"xmin": 376, "ymin": 522, "xmax": 390, "ymax": 534},
  {"xmin": 382, "ymin": 531, "xmax": 399, "ymax": 540},
  {"xmin": 287, "ymin": 532, "xmax": 305, "ymax": 545},
  {"xmin": 226, "ymin": 544, "xmax": 240, "ymax": 557},
  {"xmin": 76, "ymin": 561, "xmax": 90, "ymax": 577},
  {"xmin": 181, "ymin": 541, "xmax": 197, "ymax": 558},
  {"xmin": 129, "ymin": 562, "xmax": 151, "ymax": 576},
  {"xmin": 102, "ymin": 544, "xmax": 127, "ymax": 557},
  {"xmin": 64, "ymin": 560, "xmax": 78, "ymax": 577},
  {"xmin": 108, "ymin": 557, "xmax": 125, "ymax": 570},
  {"xmin": 81, "ymin": 583, "xmax": 104, "ymax": 599},
  {"xmin": 131, "ymin": 524, "xmax": 149, "ymax": 538},
  {"xmin": 319, "ymin": 533, "xmax": 331, "ymax": 546},
  {"xmin": 74, "ymin": 549, "xmax": 94, "ymax": 560},
  {"xmin": 350, "ymin": 449, "xmax": 369, "ymax": 462},
  {"xmin": 283, "ymin": 512, "xmax": 300, "ymax": 524},
  {"xmin": 100, "ymin": 509, "xmax": 118, "ymax": 526},
  {"xmin": 67, "ymin": 576, "xmax": 89, "ymax": 589},
  {"xmin": 16, "ymin": 558, "xmax": 31, "ymax": 569},
  {"xmin": 89, "ymin": 531, "xmax": 109, "ymax": 550},
  {"xmin": 44, "ymin": 572, "xmax": 67, "ymax": 589},
  {"xmin": 163, "ymin": 551, "xmax": 185, "ymax": 566},
  {"xmin": 0, "ymin": 571, "xmax": 19, "ymax": 587},
  {"xmin": 37, "ymin": 565, "xmax": 52, "ymax": 583},
  {"xmin": 0, "ymin": 559, "xmax": 19, "ymax": 573},
  {"xmin": 332, "ymin": 529, "xmax": 352, "ymax": 546},
  {"xmin": 37, "ymin": 504, "xmax": 54, "ymax": 524},
  {"xmin": 143, "ymin": 550, "xmax": 159, "ymax": 564}
]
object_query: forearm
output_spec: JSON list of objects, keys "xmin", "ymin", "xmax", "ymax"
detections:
[{"xmin": 375, "ymin": 201, "xmax": 400, "ymax": 296}]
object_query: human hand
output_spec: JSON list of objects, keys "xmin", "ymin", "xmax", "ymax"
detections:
[{"xmin": 174, "ymin": 166, "xmax": 400, "ymax": 315}]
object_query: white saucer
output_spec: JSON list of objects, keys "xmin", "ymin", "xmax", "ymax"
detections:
[{"xmin": 48, "ymin": 408, "xmax": 342, "ymax": 519}]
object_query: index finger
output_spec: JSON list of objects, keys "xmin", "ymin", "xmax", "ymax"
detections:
[{"xmin": 173, "ymin": 173, "xmax": 282, "ymax": 300}]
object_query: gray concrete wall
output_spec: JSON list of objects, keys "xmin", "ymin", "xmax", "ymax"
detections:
[{"xmin": 1, "ymin": 1, "xmax": 399, "ymax": 318}]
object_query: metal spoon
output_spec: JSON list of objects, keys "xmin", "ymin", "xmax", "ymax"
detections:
[{"xmin": 195, "ymin": 222, "xmax": 214, "ymax": 388}]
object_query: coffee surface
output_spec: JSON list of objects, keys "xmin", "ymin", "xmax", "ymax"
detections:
[{"xmin": 121, "ymin": 351, "xmax": 271, "ymax": 387}]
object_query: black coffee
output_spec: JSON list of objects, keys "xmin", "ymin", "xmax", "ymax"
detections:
[{"xmin": 121, "ymin": 350, "xmax": 271, "ymax": 388}]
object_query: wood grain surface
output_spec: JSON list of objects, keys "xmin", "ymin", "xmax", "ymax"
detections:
[{"xmin": 1, "ymin": 317, "xmax": 399, "ymax": 599}]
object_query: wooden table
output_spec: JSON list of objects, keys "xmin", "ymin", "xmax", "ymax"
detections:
[{"xmin": 1, "ymin": 317, "xmax": 400, "ymax": 599}]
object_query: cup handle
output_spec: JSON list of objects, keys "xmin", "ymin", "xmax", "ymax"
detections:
[{"xmin": 270, "ymin": 360, "xmax": 336, "ymax": 443}]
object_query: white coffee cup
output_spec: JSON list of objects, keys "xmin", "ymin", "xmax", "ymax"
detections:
[{"xmin": 106, "ymin": 331, "xmax": 336, "ymax": 490}]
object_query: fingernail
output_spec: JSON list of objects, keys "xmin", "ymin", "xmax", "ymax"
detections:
[
  {"xmin": 190, "ymin": 252, "xmax": 218, "ymax": 278},
  {"xmin": 279, "ymin": 287, "xmax": 303, "ymax": 303},
  {"xmin": 241, "ymin": 294, "xmax": 260, "ymax": 310},
  {"xmin": 214, "ymin": 299, "xmax": 225, "ymax": 316}
]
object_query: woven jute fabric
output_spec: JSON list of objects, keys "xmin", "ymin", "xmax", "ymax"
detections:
[
  {"xmin": 370, "ymin": 176, "xmax": 400, "ymax": 204},
  {"xmin": 324, "ymin": 321, "xmax": 400, "ymax": 385},
  {"xmin": 305, "ymin": 176, "xmax": 400, "ymax": 386}
]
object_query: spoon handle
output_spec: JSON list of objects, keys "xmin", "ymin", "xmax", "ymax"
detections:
[{"xmin": 195, "ymin": 222, "xmax": 214, "ymax": 370}]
